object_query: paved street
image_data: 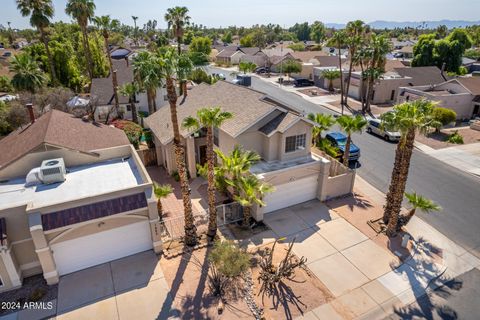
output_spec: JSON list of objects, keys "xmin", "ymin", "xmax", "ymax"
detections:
[{"xmin": 206, "ymin": 66, "xmax": 480, "ymax": 259}]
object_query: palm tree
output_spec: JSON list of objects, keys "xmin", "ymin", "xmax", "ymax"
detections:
[
  {"xmin": 132, "ymin": 51, "xmax": 161, "ymax": 115},
  {"xmin": 329, "ymin": 30, "xmax": 347, "ymax": 114},
  {"xmin": 16, "ymin": 0, "xmax": 58, "ymax": 85},
  {"xmin": 183, "ymin": 107, "xmax": 233, "ymax": 241},
  {"xmin": 381, "ymin": 100, "xmax": 441, "ymax": 236},
  {"xmin": 233, "ymin": 175, "xmax": 274, "ymax": 228},
  {"xmin": 344, "ymin": 20, "xmax": 366, "ymax": 107},
  {"xmin": 322, "ymin": 69, "xmax": 341, "ymax": 92},
  {"xmin": 93, "ymin": 15, "xmax": 120, "ymax": 121},
  {"xmin": 157, "ymin": 48, "xmax": 197, "ymax": 246},
  {"xmin": 164, "ymin": 6, "xmax": 190, "ymax": 54},
  {"xmin": 398, "ymin": 192, "xmax": 441, "ymax": 230},
  {"xmin": 131, "ymin": 16, "xmax": 138, "ymax": 46},
  {"xmin": 65, "ymin": 0, "xmax": 96, "ymax": 80},
  {"xmin": 336, "ymin": 115, "xmax": 367, "ymax": 166},
  {"xmin": 10, "ymin": 53, "xmax": 47, "ymax": 94},
  {"xmin": 307, "ymin": 113, "xmax": 335, "ymax": 146},
  {"xmin": 119, "ymin": 82, "xmax": 141, "ymax": 124},
  {"xmin": 153, "ymin": 183, "xmax": 173, "ymax": 221}
]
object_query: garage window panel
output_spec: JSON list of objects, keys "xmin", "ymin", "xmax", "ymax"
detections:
[{"xmin": 285, "ymin": 134, "xmax": 306, "ymax": 153}]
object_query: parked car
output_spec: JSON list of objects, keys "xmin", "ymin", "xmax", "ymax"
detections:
[
  {"xmin": 2, "ymin": 51, "xmax": 12, "ymax": 57},
  {"xmin": 367, "ymin": 118, "xmax": 401, "ymax": 142},
  {"xmin": 255, "ymin": 66, "xmax": 270, "ymax": 74},
  {"xmin": 325, "ymin": 132, "xmax": 361, "ymax": 162},
  {"xmin": 293, "ymin": 78, "xmax": 314, "ymax": 87}
]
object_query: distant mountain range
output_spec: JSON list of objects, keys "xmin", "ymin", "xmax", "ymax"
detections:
[{"xmin": 325, "ymin": 20, "xmax": 480, "ymax": 30}]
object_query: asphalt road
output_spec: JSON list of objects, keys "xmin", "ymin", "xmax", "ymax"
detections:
[{"xmin": 207, "ymin": 66, "xmax": 480, "ymax": 258}]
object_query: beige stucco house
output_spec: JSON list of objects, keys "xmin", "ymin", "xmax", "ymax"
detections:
[
  {"xmin": 0, "ymin": 109, "xmax": 162, "ymax": 293},
  {"xmin": 146, "ymin": 81, "xmax": 355, "ymax": 219}
]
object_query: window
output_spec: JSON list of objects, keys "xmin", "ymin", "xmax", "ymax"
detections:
[
  {"xmin": 213, "ymin": 127, "xmax": 219, "ymax": 146},
  {"xmin": 285, "ymin": 134, "xmax": 306, "ymax": 153}
]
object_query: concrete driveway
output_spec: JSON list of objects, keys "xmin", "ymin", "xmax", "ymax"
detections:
[{"xmin": 56, "ymin": 250, "xmax": 178, "ymax": 320}]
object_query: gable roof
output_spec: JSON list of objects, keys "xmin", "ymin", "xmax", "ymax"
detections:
[
  {"xmin": 0, "ymin": 110, "xmax": 130, "ymax": 171},
  {"xmin": 290, "ymin": 51, "xmax": 327, "ymax": 63},
  {"xmin": 145, "ymin": 81, "xmax": 306, "ymax": 145},
  {"xmin": 394, "ymin": 66, "xmax": 447, "ymax": 86},
  {"xmin": 90, "ymin": 59, "xmax": 133, "ymax": 106},
  {"xmin": 455, "ymin": 77, "xmax": 480, "ymax": 95},
  {"xmin": 316, "ymin": 56, "xmax": 347, "ymax": 68},
  {"xmin": 258, "ymin": 112, "xmax": 299, "ymax": 136}
]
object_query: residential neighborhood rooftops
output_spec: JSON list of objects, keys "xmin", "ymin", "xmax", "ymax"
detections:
[
  {"xmin": 455, "ymin": 76, "xmax": 480, "ymax": 95},
  {"xmin": 90, "ymin": 59, "xmax": 133, "ymax": 105},
  {"xmin": 146, "ymin": 81, "xmax": 303, "ymax": 145},
  {"xmin": 394, "ymin": 66, "xmax": 447, "ymax": 85},
  {"xmin": 0, "ymin": 157, "xmax": 143, "ymax": 211},
  {"xmin": 0, "ymin": 109, "xmax": 130, "ymax": 171},
  {"xmin": 290, "ymin": 51, "xmax": 327, "ymax": 62}
]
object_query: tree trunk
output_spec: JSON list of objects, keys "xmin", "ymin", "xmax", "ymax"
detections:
[
  {"xmin": 130, "ymin": 98, "xmax": 138, "ymax": 124},
  {"xmin": 81, "ymin": 26, "xmax": 94, "ymax": 80},
  {"xmin": 206, "ymin": 126, "xmax": 217, "ymax": 241},
  {"xmin": 360, "ymin": 62, "xmax": 365, "ymax": 110},
  {"xmin": 157, "ymin": 199, "xmax": 163, "ymax": 220},
  {"xmin": 104, "ymin": 36, "xmax": 120, "ymax": 117},
  {"xmin": 343, "ymin": 134, "xmax": 351, "ymax": 167},
  {"xmin": 146, "ymin": 89, "xmax": 154, "ymax": 115},
  {"xmin": 39, "ymin": 28, "xmax": 57, "ymax": 85},
  {"xmin": 242, "ymin": 206, "xmax": 251, "ymax": 228},
  {"xmin": 166, "ymin": 77, "xmax": 197, "ymax": 246},
  {"xmin": 385, "ymin": 128, "xmax": 416, "ymax": 237},
  {"xmin": 328, "ymin": 79, "xmax": 334, "ymax": 92},
  {"xmin": 338, "ymin": 45, "xmax": 344, "ymax": 115},
  {"xmin": 344, "ymin": 48, "xmax": 355, "ymax": 107},
  {"xmin": 183, "ymin": 81, "xmax": 188, "ymax": 97},
  {"xmin": 177, "ymin": 36, "xmax": 182, "ymax": 54}
]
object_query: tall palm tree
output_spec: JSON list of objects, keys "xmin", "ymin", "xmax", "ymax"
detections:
[
  {"xmin": 381, "ymin": 100, "xmax": 441, "ymax": 236},
  {"xmin": 93, "ymin": 15, "xmax": 120, "ymax": 121},
  {"xmin": 365, "ymin": 34, "xmax": 391, "ymax": 113},
  {"xmin": 65, "ymin": 0, "xmax": 96, "ymax": 80},
  {"xmin": 336, "ymin": 115, "xmax": 367, "ymax": 166},
  {"xmin": 131, "ymin": 16, "xmax": 138, "ymax": 46},
  {"xmin": 132, "ymin": 51, "xmax": 161, "ymax": 115},
  {"xmin": 153, "ymin": 183, "xmax": 173, "ymax": 221},
  {"xmin": 16, "ymin": 0, "xmax": 57, "ymax": 85},
  {"xmin": 233, "ymin": 175, "xmax": 274, "ymax": 228},
  {"xmin": 398, "ymin": 192, "xmax": 441, "ymax": 230},
  {"xmin": 329, "ymin": 30, "xmax": 347, "ymax": 114},
  {"xmin": 307, "ymin": 113, "xmax": 335, "ymax": 146},
  {"xmin": 164, "ymin": 6, "xmax": 190, "ymax": 54},
  {"xmin": 344, "ymin": 20, "xmax": 366, "ymax": 107},
  {"xmin": 322, "ymin": 69, "xmax": 341, "ymax": 92},
  {"xmin": 157, "ymin": 48, "xmax": 197, "ymax": 246},
  {"xmin": 119, "ymin": 82, "xmax": 141, "ymax": 124},
  {"xmin": 10, "ymin": 53, "xmax": 47, "ymax": 94},
  {"xmin": 183, "ymin": 107, "xmax": 233, "ymax": 241}
]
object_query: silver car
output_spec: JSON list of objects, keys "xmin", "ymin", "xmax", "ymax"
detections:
[{"xmin": 367, "ymin": 118, "xmax": 401, "ymax": 142}]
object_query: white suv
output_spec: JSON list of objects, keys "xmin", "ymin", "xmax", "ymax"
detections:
[{"xmin": 367, "ymin": 118, "xmax": 401, "ymax": 142}]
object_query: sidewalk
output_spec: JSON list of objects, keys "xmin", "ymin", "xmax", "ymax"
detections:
[{"xmin": 288, "ymin": 176, "xmax": 480, "ymax": 320}]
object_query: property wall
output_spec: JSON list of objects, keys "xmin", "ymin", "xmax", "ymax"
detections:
[
  {"xmin": 324, "ymin": 172, "xmax": 356, "ymax": 200},
  {"xmin": 279, "ymin": 121, "xmax": 312, "ymax": 161},
  {"xmin": 0, "ymin": 145, "xmax": 132, "ymax": 180},
  {"xmin": 372, "ymin": 78, "xmax": 411, "ymax": 104},
  {"xmin": 260, "ymin": 161, "xmax": 321, "ymax": 186}
]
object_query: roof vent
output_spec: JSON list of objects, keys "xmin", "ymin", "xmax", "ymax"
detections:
[{"xmin": 40, "ymin": 158, "xmax": 66, "ymax": 184}]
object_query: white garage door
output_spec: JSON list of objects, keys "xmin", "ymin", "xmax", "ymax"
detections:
[
  {"xmin": 263, "ymin": 176, "xmax": 318, "ymax": 214},
  {"xmin": 51, "ymin": 220, "xmax": 153, "ymax": 276}
]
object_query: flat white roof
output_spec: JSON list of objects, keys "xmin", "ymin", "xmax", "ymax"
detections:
[{"xmin": 0, "ymin": 157, "xmax": 144, "ymax": 211}]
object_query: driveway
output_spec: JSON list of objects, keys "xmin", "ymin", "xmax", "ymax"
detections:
[{"xmin": 55, "ymin": 250, "xmax": 178, "ymax": 320}]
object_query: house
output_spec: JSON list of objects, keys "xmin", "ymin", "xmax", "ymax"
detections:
[
  {"xmin": 346, "ymin": 66, "xmax": 448, "ymax": 105},
  {"xmin": 0, "ymin": 108, "xmax": 162, "ymax": 293},
  {"xmin": 396, "ymin": 45, "xmax": 414, "ymax": 59},
  {"xmin": 312, "ymin": 57, "xmax": 349, "ymax": 89},
  {"xmin": 146, "ymin": 81, "xmax": 355, "ymax": 218},
  {"xmin": 215, "ymin": 46, "xmax": 262, "ymax": 65},
  {"xmin": 397, "ymin": 77, "xmax": 480, "ymax": 119},
  {"xmin": 90, "ymin": 58, "xmax": 167, "ymax": 121},
  {"xmin": 270, "ymin": 53, "xmax": 336, "ymax": 79}
]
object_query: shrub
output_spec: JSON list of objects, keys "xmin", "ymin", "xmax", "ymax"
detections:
[
  {"xmin": 112, "ymin": 120, "xmax": 142, "ymax": 148},
  {"xmin": 446, "ymin": 131, "xmax": 464, "ymax": 144},
  {"xmin": 288, "ymin": 42, "xmax": 306, "ymax": 51},
  {"xmin": 208, "ymin": 240, "xmax": 250, "ymax": 278},
  {"xmin": 433, "ymin": 107, "xmax": 456, "ymax": 128}
]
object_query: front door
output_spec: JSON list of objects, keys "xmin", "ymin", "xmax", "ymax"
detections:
[{"xmin": 199, "ymin": 145, "xmax": 207, "ymax": 165}]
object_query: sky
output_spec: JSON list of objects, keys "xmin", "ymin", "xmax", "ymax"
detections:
[{"xmin": 2, "ymin": 0, "xmax": 480, "ymax": 30}]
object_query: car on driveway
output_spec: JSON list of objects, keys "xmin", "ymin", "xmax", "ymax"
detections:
[
  {"xmin": 325, "ymin": 132, "xmax": 361, "ymax": 162},
  {"xmin": 367, "ymin": 118, "xmax": 401, "ymax": 141},
  {"xmin": 293, "ymin": 78, "xmax": 314, "ymax": 87},
  {"xmin": 255, "ymin": 66, "xmax": 270, "ymax": 74}
]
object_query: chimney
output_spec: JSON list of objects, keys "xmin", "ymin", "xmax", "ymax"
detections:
[{"xmin": 25, "ymin": 103, "xmax": 35, "ymax": 124}]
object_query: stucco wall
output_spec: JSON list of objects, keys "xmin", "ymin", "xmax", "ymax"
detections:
[
  {"xmin": 372, "ymin": 78, "xmax": 411, "ymax": 104},
  {"xmin": 260, "ymin": 161, "xmax": 321, "ymax": 186},
  {"xmin": 325, "ymin": 172, "xmax": 356, "ymax": 200},
  {"xmin": 279, "ymin": 120, "xmax": 312, "ymax": 161}
]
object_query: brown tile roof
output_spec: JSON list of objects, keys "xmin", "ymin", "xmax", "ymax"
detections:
[
  {"xmin": 316, "ymin": 56, "xmax": 347, "ymax": 68},
  {"xmin": 0, "ymin": 110, "xmax": 130, "ymax": 171},
  {"xmin": 456, "ymin": 77, "xmax": 480, "ymax": 95},
  {"xmin": 90, "ymin": 59, "xmax": 133, "ymax": 106},
  {"xmin": 394, "ymin": 66, "xmax": 446, "ymax": 86},
  {"xmin": 145, "ymin": 81, "xmax": 303, "ymax": 145},
  {"xmin": 259, "ymin": 112, "xmax": 299, "ymax": 136},
  {"xmin": 290, "ymin": 51, "xmax": 327, "ymax": 62}
]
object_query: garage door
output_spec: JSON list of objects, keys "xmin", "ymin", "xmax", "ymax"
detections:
[
  {"xmin": 263, "ymin": 176, "xmax": 318, "ymax": 214},
  {"xmin": 51, "ymin": 220, "xmax": 153, "ymax": 276}
]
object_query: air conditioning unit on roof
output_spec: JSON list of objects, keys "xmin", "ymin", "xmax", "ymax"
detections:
[{"xmin": 40, "ymin": 158, "xmax": 66, "ymax": 184}]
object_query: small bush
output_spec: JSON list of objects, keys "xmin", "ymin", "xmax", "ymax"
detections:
[
  {"xmin": 208, "ymin": 240, "xmax": 250, "ymax": 278},
  {"xmin": 112, "ymin": 119, "xmax": 143, "ymax": 148},
  {"xmin": 446, "ymin": 131, "xmax": 464, "ymax": 144},
  {"xmin": 433, "ymin": 107, "xmax": 457, "ymax": 128}
]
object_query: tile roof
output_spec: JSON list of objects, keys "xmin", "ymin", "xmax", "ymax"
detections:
[
  {"xmin": 41, "ymin": 192, "xmax": 147, "ymax": 231},
  {"xmin": 259, "ymin": 112, "xmax": 299, "ymax": 136},
  {"xmin": 394, "ymin": 66, "xmax": 446, "ymax": 86},
  {"xmin": 456, "ymin": 77, "xmax": 480, "ymax": 95},
  {"xmin": 145, "ymin": 81, "xmax": 303, "ymax": 145},
  {"xmin": 290, "ymin": 51, "xmax": 327, "ymax": 62},
  {"xmin": 90, "ymin": 59, "xmax": 133, "ymax": 106},
  {"xmin": 0, "ymin": 110, "xmax": 130, "ymax": 171}
]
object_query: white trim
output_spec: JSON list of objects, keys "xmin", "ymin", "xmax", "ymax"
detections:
[
  {"xmin": 35, "ymin": 247, "xmax": 51, "ymax": 254},
  {"xmin": 149, "ymin": 218, "xmax": 159, "ymax": 224},
  {"xmin": 11, "ymin": 238, "xmax": 33, "ymax": 245},
  {"xmin": 20, "ymin": 261, "xmax": 41, "ymax": 271},
  {"xmin": 29, "ymin": 225, "xmax": 43, "ymax": 232},
  {"xmin": 43, "ymin": 270, "xmax": 58, "ymax": 279}
]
